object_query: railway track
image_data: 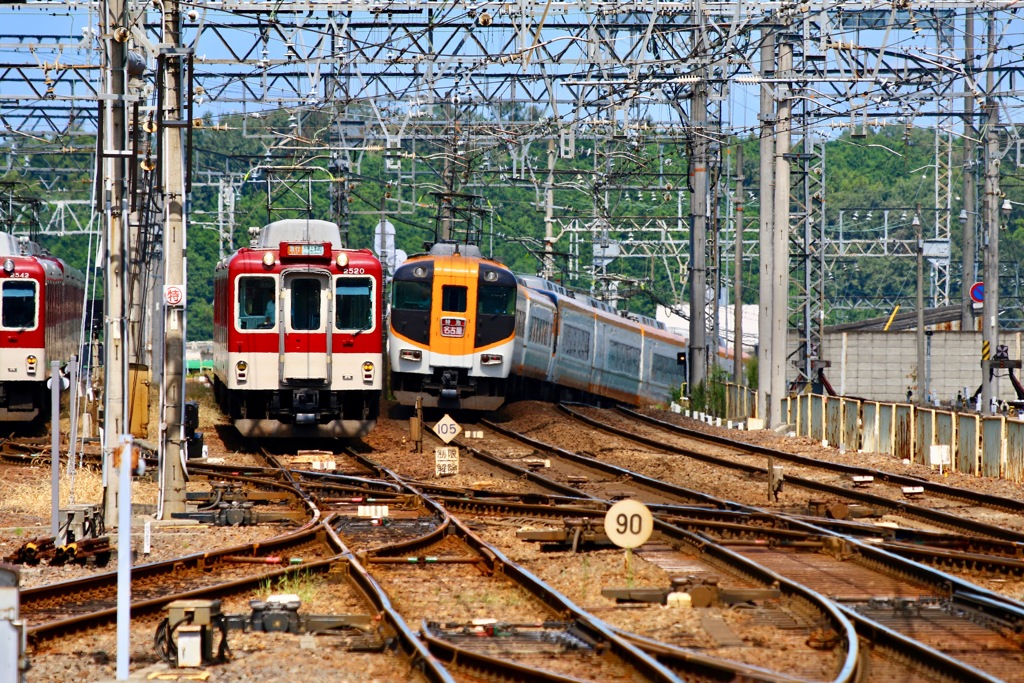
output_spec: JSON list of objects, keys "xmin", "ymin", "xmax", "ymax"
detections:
[
  {"xmin": 446, "ymin": 408, "xmax": 1024, "ymax": 681},
  {"xmin": 549, "ymin": 404, "xmax": 1024, "ymax": 542},
  {"xmin": 15, "ymin": 401, "xmax": 1024, "ymax": 681},
  {"xmin": 606, "ymin": 404, "xmax": 1024, "ymax": 534}
]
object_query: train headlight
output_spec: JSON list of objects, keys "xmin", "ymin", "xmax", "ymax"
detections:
[
  {"xmin": 481, "ymin": 353, "xmax": 503, "ymax": 365},
  {"xmin": 399, "ymin": 349, "xmax": 421, "ymax": 362},
  {"xmin": 2, "ymin": 259, "xmax": 14, "ymax": 274},
  {"xmin": 483, "ymin": 270, "xmax": 498, "ymax": 282},
  {"xmin": 262, "ymin": 252, "xmax": 276, "ymax": 268},
  {"xmin": 413, "ymin": 266, "xmax": 427, "ymax": 278},
  {"xmin": 235, "ymin": 360, "xmax": 248, "ymax": 381},
  {"xmin": 336, "ymin": 253, "xmax": 349, "ymax": 268},
  {"xmin": 361, "ymin": 361, "xmax": 375, "ymax": 382},
  {"xmin": 26, "ymin": 355, "xmax": 36, "ymax": 376}
]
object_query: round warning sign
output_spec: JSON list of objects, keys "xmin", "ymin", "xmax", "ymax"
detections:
[
  {"xmin": 603, "ymin": 499, "xmax": 654, "ymax": 549},
  {"xmin": 164, "ymin": 284, "xmax": 185, "ymax": 307}
]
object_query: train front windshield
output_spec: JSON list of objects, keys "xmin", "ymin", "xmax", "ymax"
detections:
[
  {"xmin": 478, "ymin": 284, "xmax": 515, "ymax": 315},
  {"xmin": 1, "ymin": 281, "xmax": 37, "ymax": 329},
  {"xmin": 336, "ymin": 277, "xmax": 373, "ymax": 330},
  {"xmin": 393, "ymin": 280, "xmax": 431, "ymax": 311},
  {"xmin": 237, "ymin": 276, "xmax": 276, "ymax": 330}
]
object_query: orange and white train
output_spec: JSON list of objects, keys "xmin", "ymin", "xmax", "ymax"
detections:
[
  {"xmin": 212, "ymin": 219, "xmax": 383, "ymax": 437},
  {"xmin": 0, "ymin": 233, "xmax": 85, "ymax": 422},
  {"xmin": 388, "ymin": 241, "xmax": 687, "ymax": 410}
]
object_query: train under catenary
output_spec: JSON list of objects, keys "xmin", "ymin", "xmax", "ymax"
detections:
[
  {"xmin": 212, "ymin": 219, "xmax": 383, "ymax": 438},
  {"xmin": 388, "ymin": 242, "xmax": 688, "ymax": 411},
  {"xmin": 0, "ymin": 233, "xmax": 85, "ymax": 423}
]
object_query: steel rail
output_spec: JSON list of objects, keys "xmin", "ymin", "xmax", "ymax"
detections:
[
  {"xmin": 318, "ymin": 514, "xmax": 458, "ymax": 683},
  {"xmin": 343, "ymin": 450, "xmax": 698, "ymax": 683},
  {"xmin": 559, "ymin": 404, "xmax": 1024, "ymax": 542},
  {"xmin": 348, "ymin": 450, "xmax": 860, "ymax": 683},
  {"xmin": 476, "ymin": 414, "xmax": 1024, "ymax": 678},
  {"xmin": 492, "ymin": 411, "xmax": 1024, "ymax": 612},
  {"xmin": 618, "ymin": 404, "xmax": 1024, "ymax": 515}
]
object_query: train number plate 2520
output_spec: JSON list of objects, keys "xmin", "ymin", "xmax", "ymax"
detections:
[{"xmin": 440, "ymin": 317, "xmax": 466, "ymax": 338}]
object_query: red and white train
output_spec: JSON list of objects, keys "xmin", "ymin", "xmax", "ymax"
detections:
[
  {"xmin": 212, "ymin": 219, "xmax": 383, "ymax": 438},
  {"xmin": 0, "ymin": 233, "xmax": 85, "ymax": 422}
]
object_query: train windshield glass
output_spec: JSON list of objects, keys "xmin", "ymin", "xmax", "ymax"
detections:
[
  {"xmin": 478, "ymin": 284, "xmax": 515, "ymax": 316},
  {"xmin": 441, "ymin": 285, "xmax": 467, "ymax": 312},
  {"xmin": 237, "ymin": 276, "xmax": 276, "ymax": 330},
  {"xmin": 289, "ymin": 278, "xmax": 323, "ymax": 331},
  {"xmin": 392, "ymin": 280, "xmax": 431, "ymax": 311},
  {"xmin": 1, "ymin": 281, "xmax": 37, "ymax": 329},
  {"xmin": 336, "ymin": 277, "xmax": 373, "ymax": 330}
]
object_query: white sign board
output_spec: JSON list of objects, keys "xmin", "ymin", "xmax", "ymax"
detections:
[
  {"xmin": 928, "ymin": 445, "xmax": 952, "ymax": 466},
  {"xmin": 603, "ymin": 499, "xmax": 654, "ymax": 549},
  {"xmin": 435, "ymin": 447, "xmax": 459, "ymax": 477},
  {"xmin": 432, "ymin": 414, "xmax": 462, "ymax": 444}
]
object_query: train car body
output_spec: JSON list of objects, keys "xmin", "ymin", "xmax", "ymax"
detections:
[
  {"xmin": 387, "ymin": 244, "xmax": 687, "ymax": 411},
  {"xmin": 0, "ymin": 233, "xmax": 85, "ymax": 422},
  {"xmin": 213, "ymin": 219, "xmax": 383, "ymax": 438},
  {"xmin": 513, "ymin": 275, "xmax": 687, "ymax": 406}
]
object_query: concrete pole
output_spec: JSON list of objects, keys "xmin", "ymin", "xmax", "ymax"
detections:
[
  {"xmin": 733, "ymin": 145, "xmax": 745, "ymax": 386},
  {"xmin": 981, "ymin": 12, "xmax": 999, "ymax": 414},
  {"xmin": 961, "ymin": 10, "xmax": 977, "ymax": 331},
  {"xmin": 915, "ymin": 210, "xmax": 925, "ymax": 403},
  {"xmin": 769, "ymin": 38, "xmax": 793, "ymax": 426},
  {"xmin": 757, "ymin": 30, "xmax": 776, "ymax": 422},
  {"xmin": 689, "ymin": 82, "xmax": 709, "ymax": 390},
  {"xmin": 101, "ymin": 0, "xmax": 129, "ymax": 525},
  {"xmin": 160, "ymin": 0, "xmax": 187, "ymax": 517}
]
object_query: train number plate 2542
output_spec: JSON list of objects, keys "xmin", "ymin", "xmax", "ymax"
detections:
[{"xmin": 440, "ymin": 317, "xmax": 466, "ymax": 338}]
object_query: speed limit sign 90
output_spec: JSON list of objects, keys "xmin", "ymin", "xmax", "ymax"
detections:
[{"xmin": 603, "ymin": 499, "xmax": 654, "ymax": 549}]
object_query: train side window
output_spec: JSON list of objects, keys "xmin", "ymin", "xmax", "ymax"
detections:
[
  {"xmin": 478, "ymin": 284, "xmax": 515, "ymax": 316},
  {"xmin": 290, "ymin": 278, "xmax": 322, "ymax": 331},
  {"xmin": 336, "ymin": 277, "xmax": 373, "ymax": 331},
  {"xmin": 1, "ymin": 281, "xmax": 36, "ymax": 329},
  {"xmin": 392, "ymin": 280, "xmax": 431, "ymax": 311},
  {"xmin": 441, "ymin": 285, "xmax": 467, "ymax": 313},
  {"xmin": 237, "ymin": 276, "xmax": 276, "ymax": 330}
]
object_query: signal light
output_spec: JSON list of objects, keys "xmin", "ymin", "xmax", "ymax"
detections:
[
  {"xmin": 235, "ymin": 360, "xmax": 248, "ymax": 381},
  {"xmin": 26, "ymin": 355, "xmax": 36, "ymax": 376},
  {"xmin": 361, "ymin": 361, "xmax": 375, "ymax": 382}
]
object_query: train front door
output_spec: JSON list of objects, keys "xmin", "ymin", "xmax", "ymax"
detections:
[{"xmin": 280, "ymin": 270, "xmax": 332, "ymax": 382}]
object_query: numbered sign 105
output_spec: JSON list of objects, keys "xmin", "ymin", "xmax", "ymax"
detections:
[{"xmin": 432, "ymin": 414, "xmax": 462, "ymax": 444}]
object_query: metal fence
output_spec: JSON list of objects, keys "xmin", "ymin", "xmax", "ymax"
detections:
[
  {"xmin": 707, "ymin": 380, "xmax": 758, "ymax": 422},
  {"xmin": 778, "ymin": 394, "xmax": 1024, "ymax": 482}
]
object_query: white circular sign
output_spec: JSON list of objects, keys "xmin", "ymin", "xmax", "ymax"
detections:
[
  {"xmin": 603, "ymin": 499, "xmax": 654, "ymax": 549},
  {"xmin": 164, "ymin": 284, "xmax": 185, "ymax": 307}
]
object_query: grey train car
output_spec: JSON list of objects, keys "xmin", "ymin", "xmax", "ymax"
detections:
[{"xmin": 508, "ymin": 275, "xmax": 687, "ymax": 407}]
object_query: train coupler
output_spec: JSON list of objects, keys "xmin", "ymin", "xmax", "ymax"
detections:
[{"xmin": 440, "ymin": 369, "xmax": 459, "ymax": 400}]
